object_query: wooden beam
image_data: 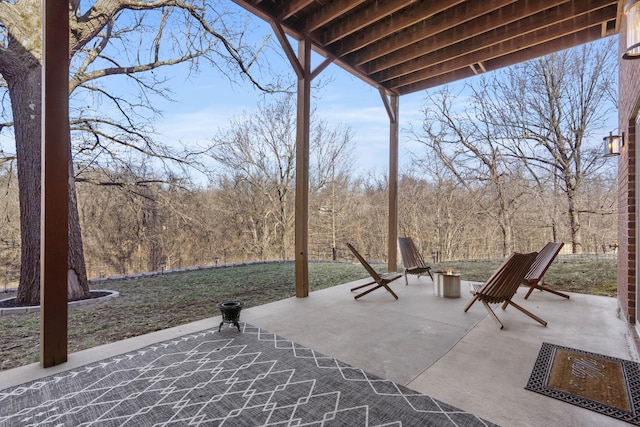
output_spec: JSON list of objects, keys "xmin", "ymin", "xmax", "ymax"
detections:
[
  {"xmin": 271, "ymin": 20, "xmax": 304, "ymax": 79},
  {"xmin": 331, "ymin": 0, "xmax": 465, "ymax": 56},
  {"xmin": 484, "ymin": 26, "xmax": 607, "ymax": 75},
  {"xmin": 311, "ymin": 56, "xmax": 334, "ymax": 80},
  {"xmin": 352, "ymin": 0, "xmax": 520, "ymax": 67},
  {"xmin": 41, "ymin": 0, "xmax": 69, "ymax": 368},
  {"xmin": 235, "ymin": 0, "xmax": 620, "ymax": 97},
  {"xmin": 322, "ymin": 0, "xmax": 415, "ymax": 45},
  {"xmin": 385, "ymin": 5, "xmax": 615, "ymax": 90},
  {"xmin": 280, "ymin": 0, "xmax": 315, "ymax": 20},
  {"xmin": 396, "ymin": 25, "xmax": 604, "ymax": 94},
  {"xmin": 375, "ymin": 0, "xmax": 611, "ymax": 83},
  {"xmin": 387, "ymin": 95, "xmax": 399, "ymax": 274},
  {"xmin": 378, "ymin": 88, "xmax": 396, "ymax": 123},
  {"xmin": 304, "ymin": 0, "xmax": 365, "ymax": 33},
  {"xmin": 395, "ymin": 68, "xmax": 477, "ymax": 95},
  {"xmin": 295, "ymin": 38, "xmax": 311, "ymax": 298}
]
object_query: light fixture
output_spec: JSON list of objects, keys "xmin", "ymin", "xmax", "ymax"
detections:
[
  {"xmin": 623, "ymin": 0, "xmax": 640, "ymax": 59},
  {"xmin": 603, "ymin": 131, "xmax": 624, "ymax": 156}
]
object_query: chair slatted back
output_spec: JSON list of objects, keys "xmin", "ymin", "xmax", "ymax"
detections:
[
  {"xmin": 398, "ymin": 237, "xmax": 427, "ymax": 269},
  {"xmin": 346, "ymin": 242, "xmax": 382, "ymax": 282},
  {"xmin": 476, "ymin": 252, "xmax": 538, "ymax": 304},
  {"xmin": 524, "ymin": 242, "xmax": 564, "ymax": 283}
]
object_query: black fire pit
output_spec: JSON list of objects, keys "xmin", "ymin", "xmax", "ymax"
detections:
[{"xmin": 217, "ymin": 301, "xmax": 244, "ymax": 332}]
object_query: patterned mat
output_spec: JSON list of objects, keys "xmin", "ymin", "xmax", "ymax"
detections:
[
  {"xmin": 525, "ymin": 342, "xmax": 640, "ymax": 425},
  {"xmin": 1, "ymin": 324, "xmax": 496, "ymax": 426}
]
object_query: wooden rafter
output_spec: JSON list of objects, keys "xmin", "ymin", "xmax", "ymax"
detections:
[
  {"xmin": 378, "ymin": 3, "xmax": 617, "ymax": 86},
  {"xmin": 358, "ymin": 0, "xmax": 560, "ymax": 73},
  {"xmin": 234, "ymin": 0, "xmax": 621, "ymax": 95}
]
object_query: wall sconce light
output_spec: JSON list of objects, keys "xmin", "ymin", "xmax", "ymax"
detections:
[
  {"xmin": 624, "ymin": 0, "xmax": 640, "ymax": 59},
  {"xmin": 603, "ymin": 131, "xmax": 624, "ymax": 156}
]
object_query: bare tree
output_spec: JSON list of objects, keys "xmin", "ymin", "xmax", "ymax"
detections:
[
  {"xmin": 412, "ymin": 86, "xmax": 526, "ymax": 257},
  {"xmin": 0, "ymin": 0, "xmax": 276, "ymax": 303},
  {"xmin": 479, "ymin": 40, "xmax": 617, "ymax": 253},
  {"xmin": 309, "ymin": 120, "xmax": 353, "ymax": 260},
  {"xmin": 209, "ymin": 95, "xmax": 297, "ymax": 260},
  {"xmin": 209, "ymin": 94, "xmax": 353, "ymax": 261}
]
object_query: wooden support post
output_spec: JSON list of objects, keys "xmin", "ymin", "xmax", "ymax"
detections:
[
  {"xmin": 41, "ymin": 0, "xmax": 70, "ymax": 367},
  {"xmin": 380, "ymin": 91, "xmax": 399, "ymax": 273},
  {"xmin": 295, "ymin": 38, "xmax": 311, "ymax": 297},
  {"xmin": 269, "ymin": 23, "xmax": 333, "ymax": 298}
]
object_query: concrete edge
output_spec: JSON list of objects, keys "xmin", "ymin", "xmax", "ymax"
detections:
[
  {"xmin": 0, "ymin": 315, "xmax": 224, "ymax": 390},
  {"xmin": 0, "ymin": 290, "xmax": 120, "ymax": 316}
]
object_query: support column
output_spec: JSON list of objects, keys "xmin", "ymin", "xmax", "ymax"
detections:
[
  {"xmin": 270, "ymin": 22, "xmax": 333, "ymax": 297},
  {"xmin": 295, "ymin": 38, "xmax": 311, "ymax": 297},
  {"xmin": 380, "ymin": 90, "xmax": 399, "ymax": 272},
  {"xmin": 41, "ymin": 0, "xmax": 70, "ymax": 367}
]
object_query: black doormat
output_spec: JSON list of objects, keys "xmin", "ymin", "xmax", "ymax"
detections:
[
  {"xmin": 525, "ymin": 342, "xmax": 640, "ymax": 425},
  {"xmin": 1, "ymin": 324, "xmax": 496, "ymax": 426}
]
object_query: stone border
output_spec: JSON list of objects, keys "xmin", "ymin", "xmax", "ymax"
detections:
[{"xmin": 0, "ymin": 290, "xmax": 120, "ymax": 316}]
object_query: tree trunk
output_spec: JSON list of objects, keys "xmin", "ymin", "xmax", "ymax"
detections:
[
  {"xmin": 11, "ymin": 63, "xmax": 41, "ymax": 304},
  {"xmin": 8, "ymin": 64, "xmax": 89, "ymax": 304},
  {"xmin": 499, "ymin": 219, "xmax": 513, "ymax": 257},
  {"xmin": 68, "ymin": 153, "xmax": 89, "ymax": 300},
  {"xmin": 567, "ymin": 188, "xmax": 583, "ymax": 254}
]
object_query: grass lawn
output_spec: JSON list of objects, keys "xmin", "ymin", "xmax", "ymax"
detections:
[
  {"xmin": 0, "ymin": 255, "xmax": 617, "ymax": 371},
  {"xmin": 432, "ymin": 254, "xmax": 617, "ymax": 296}
]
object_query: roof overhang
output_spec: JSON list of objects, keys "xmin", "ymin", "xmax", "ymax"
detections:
[{"xmin": 234, "ymin": 0, "xmax": 623, "ymax": 96}]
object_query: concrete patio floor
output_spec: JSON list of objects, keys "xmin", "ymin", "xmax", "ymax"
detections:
[{"xmin": 2, "ymin": 275, "xmax": 638, "ymax": 426}]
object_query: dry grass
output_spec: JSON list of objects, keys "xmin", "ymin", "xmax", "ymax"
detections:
[
  {"xmin": 0, "ymin": 255, "xmax": 617, "ymax": 371},
  {"xmin": 433, "ymin": 254, "xmax": 617, "ymax": 297},
  {"xmin": 0, "ymin": 262, "xmax": 366, "ymax": 370}
]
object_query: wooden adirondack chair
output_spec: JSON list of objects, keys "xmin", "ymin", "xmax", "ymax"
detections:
[
  {"xmin": 523, "ymin": 242, "xmax": 567, "ymax": 299},
  {"xmin": 346, "ymin": 242, "xmax": 402, "ymax": 300},
  {"xmin": 398, "ymin": 237, "xmax": 433, "ymax": 285},
  {"xmin": 464, "ymin": 252, "xmax": 546, "ymax": 329}
]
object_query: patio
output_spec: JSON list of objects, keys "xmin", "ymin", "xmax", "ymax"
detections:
[{"xmin": 1, "ymin": 275, "xmax": 637, "ymax": 426}]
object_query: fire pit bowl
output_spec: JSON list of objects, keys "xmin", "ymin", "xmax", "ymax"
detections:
[{"xmin": 217, "ymin": 301, "xmax": 244, "ymax": 332}]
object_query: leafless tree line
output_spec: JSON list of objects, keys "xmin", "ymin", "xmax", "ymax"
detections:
[
  {"xmin": 0, "ymin": 98, "xmax": 617, "ymax": 285},
  {"xmin": 0, "ymin": 32, "xmax": 618, "ymax": 288}
]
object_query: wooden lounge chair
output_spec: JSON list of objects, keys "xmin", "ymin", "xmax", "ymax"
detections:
[
  {"xmin": 346, "ymin": 242, "xmax": 402, "ymax": 300},
  {"xmin": 464, "ymin": 251, "xmax": 546, "ymax": 329},
  {"xmin": 398, "ymin": 237, "xmax": 434, "ymax": 285},
  {"xmin": 523, "ymin": 242, "xmax": 567, "ymax": 300}
]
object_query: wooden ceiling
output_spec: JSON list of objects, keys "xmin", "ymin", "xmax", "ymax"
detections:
[{"xmin": 234, "ymin": 0, "xmax": 622, "ymax": 96}]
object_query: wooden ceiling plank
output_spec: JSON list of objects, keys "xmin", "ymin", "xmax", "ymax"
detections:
[
  {"xmin": 388, "ymin": 15, "xmax": 609, "ymax": 91},
  {"xmin": 395, "ymin": 26, "xmax": 605, "ymax": 94},
  {"xmin": 376, "ymin": 3, "xmax": 615, "ymax": 84},
  {"xmin": 332, "ymin": 0, "xmax": 466, "ymax": 57},
  {"xmin": 234, "ymin": 0, "xmax": 619, "ymax": 97},
  {"xmin": 304, "ymin": 0, "xmax": 367, "ymax": 32},
  {"xmin": 394, "ymin": 67, "xmax": 478, "ymax": 95},
  {"xmin": 389, "ymin": 22, "xmax": 606, "ymax": 89},
  {"xmin": 280, "ymin": 0, "xmax": 316, "ymax": 20},
  {"xmin": 485, "ymin": 28, "xmax": 606, "ymax": 72},
  {"xmin": 352, "ymin": 0, "xmax": 521, "ymax": 67},
  {"xmin": 359, "ymin": 0, "xmax": 565, "ymax": 72},
  {"xmin": 322, "ymin": 0, "xmax": 417, "ymax": 45}
]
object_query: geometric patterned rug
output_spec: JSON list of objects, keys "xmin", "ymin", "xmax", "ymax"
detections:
[
  {"xmin": 525, "ymin": 342, "xmax": 640, "ymax": 426},
  {"xmin": 1, "ymin": 323, "xmax": 497, "ymax": 426}
]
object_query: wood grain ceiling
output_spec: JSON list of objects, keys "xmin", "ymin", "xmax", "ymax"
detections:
[{"xmin": 234, "ymin": 0, "xmax": 622, "ymax": 95}]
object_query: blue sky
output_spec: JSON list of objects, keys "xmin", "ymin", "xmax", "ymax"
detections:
[
  {"xmin": 0, "ymin": 8, "xmax": 619, "ymax": 186},
  {"xmin": 150, "ymin": 55, "xmax": 431, "ymax": 184},
  {"xmin": 140, "ymin": 9, "xmax": 619, "ymax": 186}
]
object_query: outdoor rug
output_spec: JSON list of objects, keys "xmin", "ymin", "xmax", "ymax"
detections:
[
  {"xmin": 0, "ymin": 323, "xmax": 497, "ymax": 426},
  {"xmin": 525, "ymin": 342, "xmax": 640, "ymax": 425}
]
